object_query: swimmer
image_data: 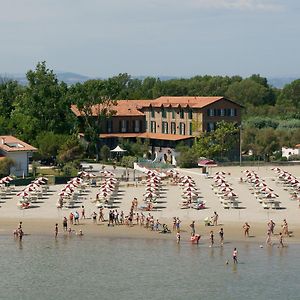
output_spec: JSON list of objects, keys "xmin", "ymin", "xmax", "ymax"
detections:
[
  {"xmin": 219, "ymin": 228, "xmax": 224, "ymax": 246},
  {"xmin": 77, "ymin": 230, "xmax": 83, "ymax": 236},
  {"xmin": 210, "ymin": 231, "xmax": 214, "ymax": 247}
]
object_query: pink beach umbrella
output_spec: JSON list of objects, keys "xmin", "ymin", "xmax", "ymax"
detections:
[
  {"xmin": 215, "ymin": 171, "xmax": 226, "ymax": 175},
  {"xmin": 224, "ymin": 191, "xmax": 237, "ymax": 198},
  {"xmin": 144, "ymin": 192, "xmax": 157, "ymax": 198},
  {"xmin": 260, "ymin": 187, "xmax": 274, "ymax": 193},
  {"xmin": 17, "ymin": 191, "xmax": 30, "ymax": 198},
  {"xmin": 184, "ymin": 182, "xmax": 196, "ymax": 187},
  {"xmin": 265, "ymin": 192, "xmax": 279, "ymax": 198},
  {"xmin": 184, "ymin": 186, "xmax": 197, "ymax": 192},
  {"xmin": 255, "ymin": 182, "xmax": 267, "ymax": 188},
  {"xmin": 184, "ymin": 190, "xmax": 198, "ymax": 198},
  {"xmin": 219, "ymin": 187, "xmax": 233, "ymax": 192}
]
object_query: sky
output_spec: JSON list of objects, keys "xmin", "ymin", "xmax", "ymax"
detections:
[{"xmin": 0, "ymin": 0, "xmax": 299, "ymax": 78}]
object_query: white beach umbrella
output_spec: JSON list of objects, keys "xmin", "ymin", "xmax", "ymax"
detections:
[{"xmin": 265, "ymin": 192, "xmax": 279, "ymax": 198}]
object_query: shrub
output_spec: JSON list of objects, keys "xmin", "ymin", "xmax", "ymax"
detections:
[
  {"xmin": 288, "ymin": 154, "xmax": 300, "ymax": 161},
  {"xmin": 100, "ymin": 145, "xmax": 110, "ymax": 162},
  {"xmin": 121, "ymin": 156, "xmax": 137, "ymax": 168},
  {"xmin": 177, "ymin": 149, "xmax": 198, "ymax": 168},
  {"xmin": 0, "ymin": 158, "xmax": 15, "ymax": 176}
]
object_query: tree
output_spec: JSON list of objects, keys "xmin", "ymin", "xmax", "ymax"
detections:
[
  {"xmin": 10, "ymin": 62, "xmax": 72, "ymax": 142},
  {"xmin": 70, "ymin": 79, "xmax": 117, "ymax": 160},
  {"xmin": 57, "ymin": 136, "xmax": 84, "ymax": 164},
  {"xmin": 277, "ymin": 79, "xmax": 300, "ymax": 108},
  {"xmin": 0, "ymin": 158, "xmax": 15, "ymax": 176}
]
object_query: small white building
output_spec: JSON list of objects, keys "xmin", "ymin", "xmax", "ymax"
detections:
[
  {"xmin": 0, "ymin": 136, "xmax": 37, "ymax": 176},
  {"xmin": 282, "ymin": 144, "xmax": 300, "ymax": 159}
]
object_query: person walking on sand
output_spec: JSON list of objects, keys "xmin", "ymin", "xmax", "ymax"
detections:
[
  {"xmin": 81, "ymin": 206, "xmax": 85, "ymax": 220},
  {"xmin": 243, "ymin": 222, "xmax": 250, "ymax": 237},
  {"xmin": 212, "ymin": 212, "xmax": 219, "ymax": 226},
  {"xmin": 98, "ymin": 207, "xmax": 104, "ymax": 222},
  {"xmin": 219, "ymin": 228, "xmax": 224, "ymax": 246},
  {"xmin": 190, "ymin": 221, "xmax": 195, "ymax": 236},
  {"xmin": 233, "ymin": 248, "xmax": 238, "ymax": 264},
  {"xmin": 281, "ymin": 219, "xmax": 289, "ymax": 237},
  {"xmin": 210, "ymin": 231, "xmax": 214, "ymax": 247},
  {"xmin": 91, "ymin": 212, "xmax": 97, "ymax": 224},
  {"xmin": 172, "ymin": 217, "xmax": 177, "ymax": 231},
  {"xmin": 69, "ymin": 212, "xmax": 74, "ymax": 225},
  {"xmin": 55, "ymin": 223, "xmax": 58, "ymax": 238}
]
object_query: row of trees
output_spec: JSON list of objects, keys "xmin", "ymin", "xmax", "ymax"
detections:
[{"xmin": 0, "ymin": 62, "xmax": 299, "ymax": 165}]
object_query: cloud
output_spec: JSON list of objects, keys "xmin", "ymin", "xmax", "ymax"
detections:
[{"xmin": 189, "ymin": 0, "xmax": 284, "ymax": 11}]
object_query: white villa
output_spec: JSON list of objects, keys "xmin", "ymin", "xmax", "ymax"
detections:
[
  {"xmin": 0, "ymin": 136, "xmax": 37, "ymax": 176},
  {"xmin": 282, "ymin": 144, "xmax": 300, "ymax": 159}
]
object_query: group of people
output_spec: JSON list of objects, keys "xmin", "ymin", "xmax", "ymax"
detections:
[{"xmin": 266, "ymin": 219, "xmax": 289, "ymax": 247}]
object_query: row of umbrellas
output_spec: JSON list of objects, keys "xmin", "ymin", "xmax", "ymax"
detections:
[
  {"xmin": 143, "ymin": 169, "xmax": 163, "ymax": 200},
  {"xmin": 59, "ymin": 177, "xmax": 84, "ymax": 198},
  {"xmin": 178, "ymin": 175, "xmax": 200, "ymax": 199},
  {"xmin": 0, "ymin": 176, "xmax": 13, "ymax": 185},
  {"xmin": 17, "ymin": 177, "xmax": 48, "ymax": 199},
  {"xmin": 96, "ymin": 172, "xmax": 118, "ymax": 200},
  {"xmin": 272, "ymin": 167, "xmax": 300, "ymax": 195},
  {"xmin": 212, "ymin": 172, "xmax": 238, "ymax": 201},
  {"xmin": 243, "ymin": 170, "xmax": 279, "ymax": 200}
]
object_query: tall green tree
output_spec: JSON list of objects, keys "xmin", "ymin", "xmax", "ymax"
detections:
[
  {"xmin": 10, "ymin": 62, "xmax": 72, "ymax": 142},
  {"xmin": 70, "ymin": 79, "xmax": 117, "ymax": 160}
]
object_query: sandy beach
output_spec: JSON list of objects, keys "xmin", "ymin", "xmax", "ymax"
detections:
[{"xmin": 1, "ymin": 164, "xmax": 299, "ymax": 244}]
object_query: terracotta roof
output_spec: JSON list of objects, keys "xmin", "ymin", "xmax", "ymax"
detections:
[
  {"xmin": 0, "ymin": 136, "xmax": 37, "ymax": 152},
  {"xmin": 295, "ymin": 144, "xmax": 300, "ymax": 148},
  {"xmin": 71, "ymin": 100, "xmax": 152, "ymax": 117},
  {"xmin": 99, "ymin": 132, "xmax": 193, "ymax": 141},
  {"xmin": 145, "ymin": 96, "xmax": 228, "ymax": 108}
]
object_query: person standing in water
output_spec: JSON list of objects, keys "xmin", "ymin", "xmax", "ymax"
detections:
[
  {"xmin": 176, "ymin": 232, "xmax": 180, "ymax": 244},
  {"xmin": 233, "ymin": 248, "xmax": 238, "ymax": 264},
  {"xmin": 210, "ymin": 231, "xmax": 214, "ymax": 247},
  {"xmin": 219, "ymin": 228, "xmax": 224, "ymax": 246},
  {"xmin": 55, "ymin": 223, "xmax": 58, "ymax": 238},
  {"xmin": 190, "ymin": 221, "xmax": 195, "ymax": 236},
  {"xmin": 278, "ymin": 232, "xmax": 285, "ymax": 248}
]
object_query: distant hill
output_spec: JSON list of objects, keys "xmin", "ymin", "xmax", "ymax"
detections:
[
  {"xmin": 0, "ymin": 72, "xmax": 91, "ymax": 85},
  {"xmin": 268, "ymin": 77, "xmax": 298, "ymax": 89}
]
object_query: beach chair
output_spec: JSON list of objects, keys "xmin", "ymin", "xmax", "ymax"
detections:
[
  {"xmin": 232, "ymin": 201, "xmax": 239, "ymax": 209},
  {"xmin": 272, "ymin": 201, "xmax": 281, "ymax": 209},
  {"xmin": 223, "ymin": 202, "xmax": 230, "ymax": 209},
  {"xmin": 262, "ymin": 202, "xmax": 270, "ymax": 209}
]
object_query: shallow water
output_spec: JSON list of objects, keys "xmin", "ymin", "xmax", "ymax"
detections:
[{"xmin": 0, "ymin": 235, "xmax": 299, "ymax": 300}]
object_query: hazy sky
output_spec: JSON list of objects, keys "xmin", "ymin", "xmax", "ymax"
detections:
[{"xmin": 0, "ymin": 0, "xmax": 299, "ymax": 78}]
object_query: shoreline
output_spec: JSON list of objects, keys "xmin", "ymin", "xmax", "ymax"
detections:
[{"xmin": 1, "ymin": 217, "xmax": 299, "ymax": 245}]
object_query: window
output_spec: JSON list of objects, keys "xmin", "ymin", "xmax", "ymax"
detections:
[
  {"xmin": 189, "ymin": 123, "xmax": 193, "ymax": 135},
  {"xmin": 134, "ymin": 119, "xmax": 140, "ymax": 132},
  {"xmin": 179, "ymin": 122, "xmax": 185, "ymax": 135},
  {"xmin": 207, "ymin": 122, "xmax": 214, "ymax": 132},
  {"xmin": 207, "ymin": 109, "xmax": 214, "ymax": 117},
  {"xmin": 172, "ymin": 110, "xmax": 175, "ymax": 119},
  {"xmin": 107, "ymin": 119, "xmax": 112, "ymax": 133},
  {"xmin": 188, "ymin": 109, "xmax": 193, "ymax": 119},
  {"xmin": 220, "ymin": 109, "xmax": 225, "ymax": 117},
  {"xmin": 230, "ymin": 108, "xmax": 235, "ymax": 117},
  {"xmin": 162, "ymin": 107, "xmax": 166, "ymax": 118},
  {"xmin": 179, "ymin": 109, "xmax": 184, "ymax": 119},
  {"xmin": 151, "ymin": 108, "xmax": 155, "ymax": 118},
  {"xmin": 121, "ymin": 120, "xmax": 127, "ymax": 132},
  {"xmin": 150, "ymin": 121, "xmax": 156, "ymax": 133},
  {"xmin": 171, "ymin": 122, "xmax": 176, "ymax": 134},
  {"xmin": 162, "ymin": 121, "xmax": 168, "ymax": 134}
]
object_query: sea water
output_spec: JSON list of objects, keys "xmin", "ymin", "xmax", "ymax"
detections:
[{"xmin": 0, "ymin": 235, "xmax": 299, "ymax": 300}]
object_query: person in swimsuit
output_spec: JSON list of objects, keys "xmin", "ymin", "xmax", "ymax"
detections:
[
  {"xmin": 219, "ymin": 228, "xmax": 224, "ymax": 246},
  {"xmin": 233, "ymin": 248, "xmax": 238, "ymax": 264},
  {"xmin": 266, "ymin": 229, "xmax": 272, "ymax": 245},
  {"xmin": 190, "ymin": 221, "xmax": 195, "ymax": 236},
  {"xmin": 243, "ymin": 222, "xmax": 250, "ymax": 237},
  {"xmin": 212, "ymin": 212, "xmax": 219, "ymax": 226},
  {"xmin": 63, "ymin": 217, "xmax": 68, "ymax": 231},
  {"xmin": 278, "ymin": 232, "xmax": 285, "ymax": 248},
  {"xmin": 55, "ymin": 223, "xmax": 58, "ymax": 238},
  {"xmin": 81, "ymin": 206, "xmax": 85, "ymax": 220},
  {"xmin": 91, "ymin": 212, "xmax": 97, "ymax": 223},
  {"xmin": 176, "ymin": 232, "xmax": 180, "ymax": 244}
]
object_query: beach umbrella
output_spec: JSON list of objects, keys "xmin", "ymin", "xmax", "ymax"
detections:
[
  {"xmin": 24, "ymin": 186, "xmax": 35, "ymax": 192},
  {"xmin": 219, "ymin": 187, "xmax": 233, "ymax": 192},
  {"xmin": 271, "ymin": 167, "xmax": 281, "ymax": 172},
  {"xmin": 215, "ymin": 178, "xmax": 226, "ymax": 184},
  {"xmin": 224, "ymin": 191, "xmax": 237, "ymax": 198},
  {"xmin": 183, "ymin": 190, "xmax": 198, "ymax": 198},
  {"xmin": 260, "ymin": 187, "xmax": 274, "ymax": 193},
  {"xmin": 144, "ymin": 192, "xmax": 157, "ymax": 198},
  {"xmin": 215, "ymin": 171, "xmax": 226, "ymax": 175},
  {"xmin": 265, "ymin": 192, "xmax": 279, "ymax": 198},
  {"xmin": 184, "ymin": 186, "xmax": 197, "ymax": 192},
  {"xmin": 17, "ymin": 191, "xmax": 30, "ymax": 198},
  {"xmin": 213, "ymin": 175, "xmax": 225, "ymax": 180},
  {"xmin": 255, "ymin": 182, "xmax": 267, "ymax": 188},
  {"xmin": 184, "ymin": 182, "xmax": 196, "ymax": 187},
  {"xmin": 59, "ymin": 191, "xmax": 71, "ymax": 197}
]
